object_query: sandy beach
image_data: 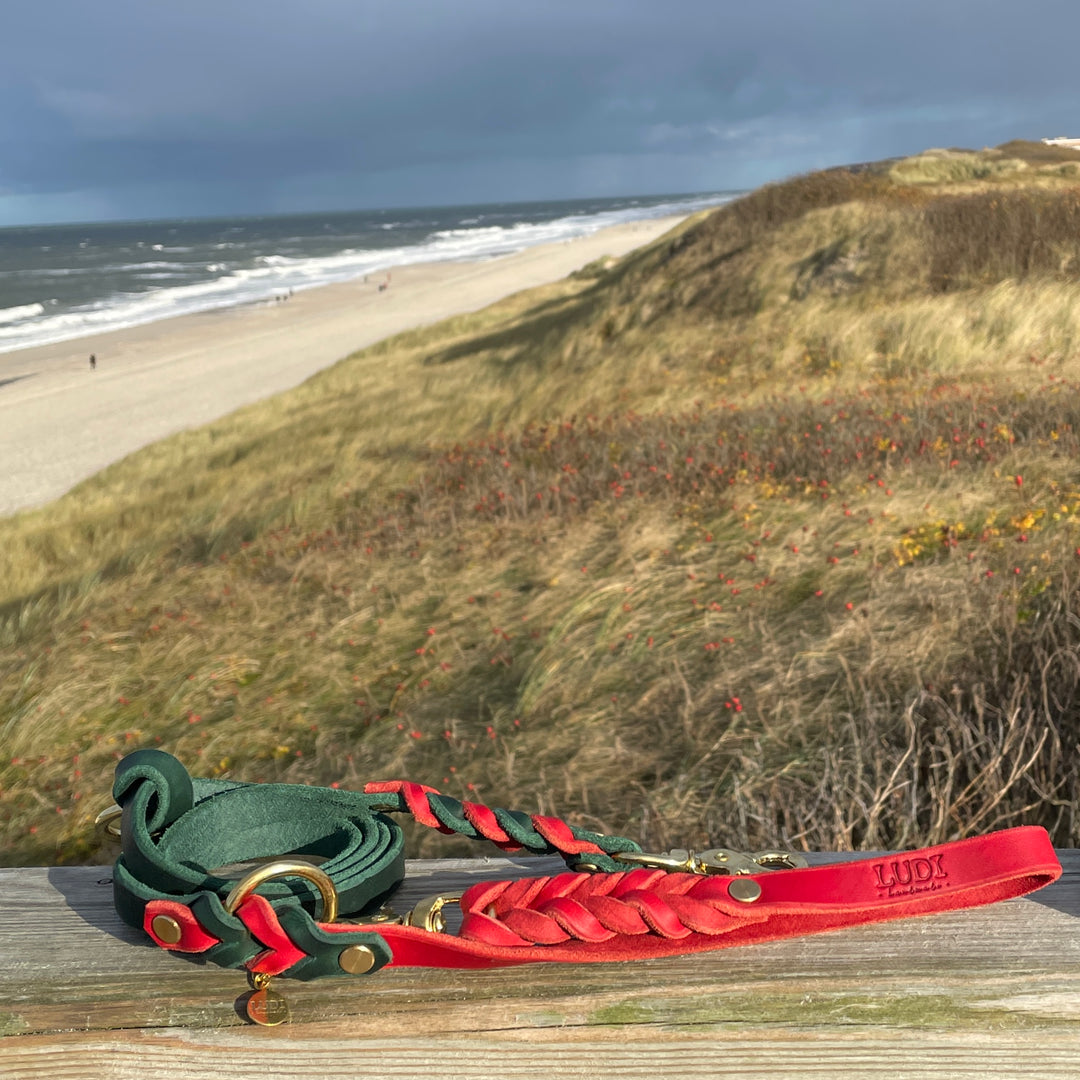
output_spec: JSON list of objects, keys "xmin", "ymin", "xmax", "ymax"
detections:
[{"xmin": 0, "ymin": 215, "xmax": 684, "ymax": 518}]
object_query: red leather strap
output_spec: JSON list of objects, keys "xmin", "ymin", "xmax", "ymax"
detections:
[{"xmin": 376, "ymin": 826, "xmax": 1060, "ymax": 969}]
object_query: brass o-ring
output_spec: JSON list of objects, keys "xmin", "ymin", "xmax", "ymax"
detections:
[{"xmin": 224, "ymin": 860, "xmax": 339, "ymax": 923}]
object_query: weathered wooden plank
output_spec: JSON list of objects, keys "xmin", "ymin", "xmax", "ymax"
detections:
[
  {"xmin": 4, "ymin": 1028, "xmax": 1080, "ymax": 1080},
  {"xmin": 2, "ymin": 852, "xmax": 1079, "ymax": 1077}
]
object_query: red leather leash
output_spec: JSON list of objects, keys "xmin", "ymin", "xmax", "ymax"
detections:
[{"xmin": 376, "ymin": 825, "xmax": 1062, "ymax": 969}]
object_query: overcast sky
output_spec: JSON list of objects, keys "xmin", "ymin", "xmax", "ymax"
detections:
[{"xmin": 2, "ymin": 1, "xmax": 1078, "ymax": 226}]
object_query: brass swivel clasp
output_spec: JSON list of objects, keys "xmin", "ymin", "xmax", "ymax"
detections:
[
  {"xmin": 401, "ymin": 893, "xmax": 463, "ymax": 933},
  {"xmin": 613, "ymin": 847, "xmax": 808, "ymax": 876},
  {"xmin": 341, "ymin": 893, "xmax": 463, "ymax": 933}
]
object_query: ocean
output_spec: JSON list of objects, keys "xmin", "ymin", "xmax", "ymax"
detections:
[{"xmin": 0, "ymin": 192, "xmax": 733, "ymax": 355}]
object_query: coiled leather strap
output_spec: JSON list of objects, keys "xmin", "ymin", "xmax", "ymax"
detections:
[{"xmin": 111, "ymin": 749, "xmax": 642, "ymax": 979}]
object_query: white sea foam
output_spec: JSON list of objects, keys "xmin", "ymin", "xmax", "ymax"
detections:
[
  {"xmin": 16, "ymin": 267, "xmax": 90, "ymax": 277},
  {"xmin": 107, "ymin": 261, "xmax": 192, "ymax": 273},
  {"xmin": 0, "ymin": 302, "xmax": 45, "ymax": 325},
  {"xmin": 0, "ymin": 194, "xmax": 731, "ymax": 354}
]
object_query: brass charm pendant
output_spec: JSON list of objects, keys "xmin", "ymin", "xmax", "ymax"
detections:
[
  {"xmin": 243, "ymin": 972, "xmax": 290, "ymax": 1026},
  {"xmin": 246, "ymin": 986, "xmax": 290, "ymax": 1026}
]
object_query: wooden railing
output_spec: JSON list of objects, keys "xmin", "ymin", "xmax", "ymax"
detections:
[{"xmin": 2, "ymin": 851, "xmax": 1079, "ymax": 1078}]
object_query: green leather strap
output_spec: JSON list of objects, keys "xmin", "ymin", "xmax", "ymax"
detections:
[
  {"xmin": 112, "ymin": 749, "xmax": 404, "ymax": 978},
  {"xmin": 110, "ymin": 749, "xmax": 643, "ymax": 980}
]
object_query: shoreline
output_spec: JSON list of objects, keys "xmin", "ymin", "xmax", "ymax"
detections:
[{"xmin": 0, "ymin": 214, "xmax": 686, "ymax": 518}]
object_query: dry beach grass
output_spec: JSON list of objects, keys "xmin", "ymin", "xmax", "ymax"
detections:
[{"xmin": 6, "ymin": 142, "xmax": 1080, "ymax": 866}]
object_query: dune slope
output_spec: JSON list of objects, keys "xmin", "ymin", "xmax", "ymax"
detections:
[{"xmin": 5, "ymin": 144, "xmax": 1080, "ymax": 865}]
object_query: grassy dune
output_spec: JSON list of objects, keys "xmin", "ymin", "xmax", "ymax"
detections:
[{"xmin": 7, "ymin": 140, "xmax": 1080, "ymax": 866}]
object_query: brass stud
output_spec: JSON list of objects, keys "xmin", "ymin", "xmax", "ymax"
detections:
[
  {"xmin": 727, "ymin": 878, "xmax": 763, "ymax": 904},
  {"xmin": 151, "ymin": 914, "xmax": 183, "ymax": 944},
  {"xmin": 339, "ymin": 944, "xmax": 376, "ymax": 974}
]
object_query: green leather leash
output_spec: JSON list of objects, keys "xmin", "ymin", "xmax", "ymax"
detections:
[{"xmin": 101, "ymin": 748, "xmax": 646, "ymax": 1020}]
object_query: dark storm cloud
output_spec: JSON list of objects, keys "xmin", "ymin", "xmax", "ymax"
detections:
[{"xmin": 3, "ymin": 0, "xmax": 1080, "ymax": 222}]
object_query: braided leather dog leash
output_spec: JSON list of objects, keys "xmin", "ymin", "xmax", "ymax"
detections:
[{"xmin": 99, "ymin": 749, "xmax": 1062, "ymax": 1026}]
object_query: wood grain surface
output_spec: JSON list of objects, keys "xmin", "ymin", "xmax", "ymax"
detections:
[{"xmin": 2, "ymin": 852, "xmax": 1079, "ymax": 1078}]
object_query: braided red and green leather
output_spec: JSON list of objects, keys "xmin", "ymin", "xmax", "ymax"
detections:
[{"xmin": 111, "ymin": 749, "xmax": 642, "ymax": 979}]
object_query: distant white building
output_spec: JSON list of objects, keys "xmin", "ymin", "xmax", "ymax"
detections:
[{"xmin": 1042, "ymin": 137, "xmax": 1080, "ymax": 149}]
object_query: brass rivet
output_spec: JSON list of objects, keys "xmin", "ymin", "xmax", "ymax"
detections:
[
  {"xmin": 727, "ymin": 878, "xmax": 763, "ymax": 904},
  {"xmin": 339, "ymin": 944, "xmax": 376, "ymax": 974},
  {"xmin": 151, "ymin": 914, "xmax": 183, "ymax": 944}
]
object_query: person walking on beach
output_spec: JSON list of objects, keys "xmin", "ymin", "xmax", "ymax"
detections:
[{"xmin": 89, "ymin": 354, "xmax": 96, "ymax": 371}]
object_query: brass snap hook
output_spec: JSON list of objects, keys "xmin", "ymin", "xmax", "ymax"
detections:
[
  {"xmin": 403, "ymin": 893, "xmax": 463, "ymax": 933},
  {"xmin": 95, "ymin": 801, "xmax": 177, "ymax": 844},
  {"xmin": 94, "ymin": 803, "xmax": 123, "ymax": 841},
  {"xmin": 613, "ymin": 847, "xmax": 810, "ymax": 876}
]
